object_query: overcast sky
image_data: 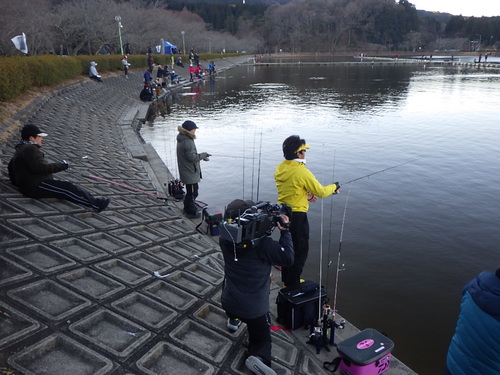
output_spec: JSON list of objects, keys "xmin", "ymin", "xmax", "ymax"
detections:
[{"xmin": 410, "ymin": 0, "xmax": 500, "ymax": 17}]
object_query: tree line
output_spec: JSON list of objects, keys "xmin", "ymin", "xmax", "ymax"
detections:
[{"xmin": 1, "ymin": 0, "xmax": 499, "ymax": 56}]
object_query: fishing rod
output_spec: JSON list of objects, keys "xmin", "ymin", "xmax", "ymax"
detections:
[
  {"xmin": 331, "ymin": 186, "xmax": 351, "ymax": 322},
  {"xmin": 341, "ymin": 157, "xmax": 422, "ymax": 186},
  {"xmin": 309, "ymin": 181, "xmax": 349, "ymax": 354},
  {"xmin": 85, "ymin": 173, "xmax": 170, "ymax": 202}
]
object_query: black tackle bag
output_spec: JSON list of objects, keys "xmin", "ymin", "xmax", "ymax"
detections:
[{"xmin": 276, "ymin": 280, "xmax": 326, "ymax": 330}]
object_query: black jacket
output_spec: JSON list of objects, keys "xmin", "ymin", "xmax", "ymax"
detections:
[
  {"xmin": 9, "ymin": 141, "xmax": 67, "ymax": 196},
  {"xmin": 220, "ymin": 231, "xmax": 294, "ymax": 319}
]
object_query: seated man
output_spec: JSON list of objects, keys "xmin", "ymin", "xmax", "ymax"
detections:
[
  {"xmin": 89, "ymin": 61, "xmax": 102, "ymax": 82},
  {"xmin": 139, "ymin": 85, "xmax": 153, "ymax": 101},
  {"xmin": 170, "ymin": 70, "xmax": 180, "ymax": 84},
  {"xmin": 8, "ymin": 124, "xmax": 110, "ymax": 212}
]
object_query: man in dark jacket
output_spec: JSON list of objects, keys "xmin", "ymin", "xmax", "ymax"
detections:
[
  {"xmin": 446, "ymin": 268, "xmax": 500, "ymax": 375},
  {"xmin": 220, "ymin": 199, "xmax": 294, "ymax": 375},
  {"xmin": 176, "ymin": 120, "xmax": 210, "ymax": 218},
  {"xmin": 8, "ymin": 124, "xmax": 110, "ymax": 212}
]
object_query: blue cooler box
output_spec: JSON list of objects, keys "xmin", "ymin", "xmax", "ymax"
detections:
[{"xmin": 336, "ymin": 328, "xmax": 394, "ymax": 375}]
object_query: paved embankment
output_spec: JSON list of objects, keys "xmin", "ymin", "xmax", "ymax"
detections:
[{"xmin": 0, "ymin": 55, "xmax": 416, "ymax": 374}]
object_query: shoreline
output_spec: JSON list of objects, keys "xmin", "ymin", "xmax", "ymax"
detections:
[{"xmin": 0, "ymin": 55, "xmax": 417, "ymax": 375}]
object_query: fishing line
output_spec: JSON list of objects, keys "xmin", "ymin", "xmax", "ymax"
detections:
[
  {"xmin": 62, "ymin": 155, "xmax": 89, "ymax": 164},
  {"xmin": 326, "ymin": 150, "xmax": 336, "ymax": 292},
  {"xmin": 317, "ymin": 146, "xmax": 327, "ymax": 323},
  {"xmin": 249, "ymin": 126, "xmax": 256, "ymax": 200},
  {"xmin": 68, "ymin": 155, "xmax": 89, "ymax": 161},
  {"xmin": 256, "ymin": 130, "xmax": 263, "ymax": 201},
  {"xmin": 317, "ymin": 197, "xmax": 325, "ymax": 322},
  {"xmin": 332, "ymin": 185, "xmax": 351, "ymax": 319},
  {"xmin": 211, "ymin": 154, "xmax": 248, "ymax": 159},
  {"xmin": 168, "ymin": 119, "xmax": 181, "ymax": 180},
  {"xmin": 244, "ymin": 127, "xmax": 248, "ymax": 199},
  {"xmin": 342, "ymin": 157, "xmax": 422, "ymax": 186},
  {"xmin": 164, "ymin": 121, "xmax": 174, "ymax": 179}
]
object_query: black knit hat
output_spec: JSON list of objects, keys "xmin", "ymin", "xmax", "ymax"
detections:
[
  {"xmin": 182, "ymin": 120, "xmax": 198, "ymax": 131},
  {"xmin": 225, "ymin": 199, "xmax": 255, "ymax": 220}
]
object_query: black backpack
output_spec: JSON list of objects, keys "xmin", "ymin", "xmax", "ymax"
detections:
[{"xmin": 168, "ymin": 179, "xmax": 185, "ymax": 200}]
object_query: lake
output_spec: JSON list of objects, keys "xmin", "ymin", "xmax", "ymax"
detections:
[{"xmin": 141, "ymin": 59, "xmax": 500, "ymax": 375}]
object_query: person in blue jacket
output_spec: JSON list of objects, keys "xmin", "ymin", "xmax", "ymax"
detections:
[
  {"xmin": 220, "ymin": 199, "xmax": 294, "ymax": 375},
  {"xmin": 445, "ymin": 268, "xmax": 500, "ymax": 375}
]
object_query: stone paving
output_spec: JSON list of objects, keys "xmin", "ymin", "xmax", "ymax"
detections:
[{"xmin": 0, "ymin": 56, "xmax": 416, "ymax": 375}]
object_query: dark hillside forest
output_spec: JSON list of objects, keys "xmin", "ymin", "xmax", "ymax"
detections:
[{"xmin": 1, "ymin": 0, "xmax": 499, "ymax": 56}]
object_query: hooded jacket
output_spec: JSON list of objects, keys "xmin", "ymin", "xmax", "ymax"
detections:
[
  {"xmin": 446, "ymin": 271, "xmax": 500, "ymax": 375},
  {"xmin": 9, "ymin": 141, "xmax": 67, "ymax": 196},
  {"xmin": 274, "ymin": 160, "xmax": 338, "ymax": 212},
  {"xmin": 176, "ymin": 126, "xmax": 208, "ymax": 185},
  {"xmin": 89, "ymin": 62, "xmax": 99, "ymax": 77},
  {"xmin": 220, "ymin": 231, "xmax": 294, "ymax": 319}
]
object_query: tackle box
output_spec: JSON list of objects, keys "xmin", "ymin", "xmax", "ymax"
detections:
[{"xmin": 336, "ymin": 328, "xmax": 394, "ymax": 375}]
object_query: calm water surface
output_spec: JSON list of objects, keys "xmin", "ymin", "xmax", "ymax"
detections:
[{"xmin": 141, "ymin": 61, "xmax": 500, "ymax": 374}]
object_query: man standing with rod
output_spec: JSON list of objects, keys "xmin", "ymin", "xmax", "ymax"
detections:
[
  {"xmin": 176, "ymin": 120, "xmax": 210, "ymax": 218},
  {"xmin": 274, "ymin": 135, "xmax": 340, "ymax": 287}
]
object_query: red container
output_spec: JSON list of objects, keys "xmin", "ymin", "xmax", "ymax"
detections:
[{"xmin": 337, "ymin": 328, "xmax": 394, "ymax": 375}]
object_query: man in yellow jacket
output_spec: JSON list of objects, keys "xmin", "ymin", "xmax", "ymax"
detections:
[{"xmin": 274, "ymin": 135, "xmax": 340, "ymax": 287}]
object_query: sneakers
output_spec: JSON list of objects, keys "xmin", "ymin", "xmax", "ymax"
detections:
[
  {"xmin": 94, "ymin": 198, "xmax": 110, "ymax": 213},
  {"xmin": 245, "ymin": 356, "xmax": 276, "ymax": 375},
  {"xmin": 227, "ymin": 318, "xmax": 242, "ymax": 332}
]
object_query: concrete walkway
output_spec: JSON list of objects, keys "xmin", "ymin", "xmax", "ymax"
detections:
[{"xmin": 0, "ymin": 56, "xmax": 416, "ymax": 375}]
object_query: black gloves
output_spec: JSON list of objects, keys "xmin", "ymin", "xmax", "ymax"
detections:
[{"xmin": 334, "ymin": 182, "xmax": 340, "ymax": 193}]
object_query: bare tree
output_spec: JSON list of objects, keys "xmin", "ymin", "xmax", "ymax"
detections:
[{"xmin": 0, "ymin": 0, "xmax": 54, "ymax": 56}]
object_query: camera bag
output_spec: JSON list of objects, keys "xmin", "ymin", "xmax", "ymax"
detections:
[{"xmin": 276, "ymin": 280, "xmax": 326, "ymax": 330}]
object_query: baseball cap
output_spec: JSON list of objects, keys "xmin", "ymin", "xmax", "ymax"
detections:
[
  {"xmin": 21, "ymin": 124, "xmax": 48, "ymax": 140},
  {"xmin": 182, "ymin": 120, "xmax": 199, "ymax": 131}
]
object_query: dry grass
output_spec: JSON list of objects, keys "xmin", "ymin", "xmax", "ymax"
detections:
[
  {"xmin": 0, "ymin": 90, "xmax": 40, "ymax": 122},
  {"xmin": 0, "ymin": 89, "xmax": 46, "ymax": 143},
  {"xmin": 0, "ymin": 75, "xmax": 101, "ymax": 143}
]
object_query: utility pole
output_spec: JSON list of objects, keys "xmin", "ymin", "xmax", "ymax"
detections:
[{"xmin": 115, "ymin": 16, "xmax": 124, "ymax": 55}]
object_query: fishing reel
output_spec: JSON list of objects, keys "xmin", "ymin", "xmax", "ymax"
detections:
[{"xmin": 308, "ymin": 304, "xmax": 345, "ymax": 354}]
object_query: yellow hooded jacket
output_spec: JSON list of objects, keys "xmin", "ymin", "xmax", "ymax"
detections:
[{"xmin": 275, "ymin": 160, "xmax": 338, "ymax": 212}]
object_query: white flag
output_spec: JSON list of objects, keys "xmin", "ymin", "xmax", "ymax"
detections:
[{"xmin": 11, "ymin": 33, "xmax": 28, "ymax": 54}]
